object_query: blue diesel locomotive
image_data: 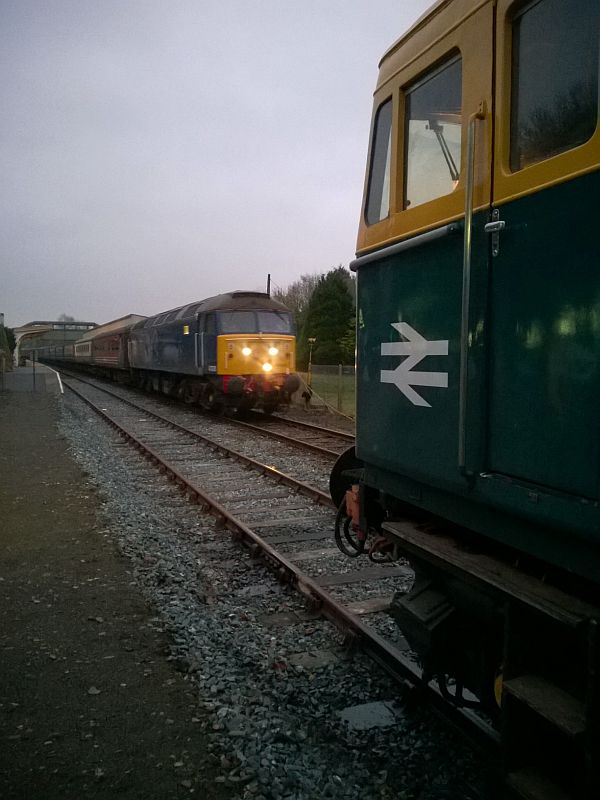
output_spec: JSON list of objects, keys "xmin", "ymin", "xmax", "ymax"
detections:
[{"xmin": 128, "ymin": 291, "xmax": 299, "ymax": 412}]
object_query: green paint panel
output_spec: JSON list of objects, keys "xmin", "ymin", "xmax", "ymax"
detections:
[
  {"xmin": 488, "ymin": 172, "xmax": 599, "ymax": 500},
  {"xmin": 356, "ymin": 225, "xmax": 480, "ymax": 490},
  {"xmin": 356, "ymin": 172, "xmax": 599, "ymax": 561}
]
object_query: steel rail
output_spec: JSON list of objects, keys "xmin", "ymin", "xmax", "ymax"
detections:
[
  {"xmin": 63, "ymin": 376, "xmax": 333, "ymax": 507},
  {"xmin": 267, "ymin": 414, "xmax": 355, "ymax": 441},
  {"xmin": 64, "ymin": 378, "xmax": 499, "ymax": 761},
  {"xmin": 225, "ymin": 417, "xmax": 345, "ymax": 459},
  {"xmin": 60, "ymin": 369, "xmax": 349, "ymax": 461}
]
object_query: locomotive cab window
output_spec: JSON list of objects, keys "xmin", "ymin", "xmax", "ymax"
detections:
[
  {"xmin": 404, "ymin": 57, "xmax": 462, "ymax": 209},
  {"xmin": 365, "ymin": 98, "xmax": 392, "ymax": 224},
  {"xmin": 256, "ymin": 311, "xmax": 293, "ymax": 334},
  {"xmin": 510, "ymin": 0, "xmax": 599, "ymax": 171},
  {"xmin": 219, "ymin": 311, "xmax": 256, "ymax": 334},
  {"xmin": 219, "ymin": 311, "xmax": 293, "ymax": 334}
]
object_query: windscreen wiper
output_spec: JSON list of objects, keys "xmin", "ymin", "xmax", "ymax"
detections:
[{"xmin": 428, "ymin": 119, "xmax": 460, "ymax": 182}]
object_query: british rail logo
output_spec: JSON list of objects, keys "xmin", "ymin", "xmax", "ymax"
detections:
[{"xmin": 380, "ymin": 322, "xmax": 449, "ymax": 407}]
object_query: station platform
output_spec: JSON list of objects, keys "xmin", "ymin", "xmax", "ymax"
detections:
[
  {"xmin": 0, "ymin": 378, "xmax": 225, "ymax": 798},
  {"xmin": 0, "ymin": 362, "xmax": 63, "ymax": 394}
]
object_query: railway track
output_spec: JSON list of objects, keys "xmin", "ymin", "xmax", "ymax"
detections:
[
  {"xmin": 61, "ymin": 373, "xmax": 497, "ymax": 792},
  {"xmin": 235, "ymin": 411, "xmax": 355, "ymax": 458},
  {"xmin": 57, "ymin": 371, "xmax": 352, "ymax": 490}
]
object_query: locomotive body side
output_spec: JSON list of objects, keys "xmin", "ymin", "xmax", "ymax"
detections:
[
  {"xmin": 352, "ymin": 0, "xmax": 599, "ymax": 577},
  {"xmin": 336, "ymin": 0, "xmax": 599, "ymax": 794}
]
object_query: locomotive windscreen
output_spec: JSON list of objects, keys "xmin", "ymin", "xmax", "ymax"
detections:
[{"xmin": 219, "ymin": 310, "xmax": 294, "ymax": 334}]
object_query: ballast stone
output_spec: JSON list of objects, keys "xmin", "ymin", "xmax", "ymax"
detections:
[{"xmin": 338, "ymin": 700, "xmax": 401, "ymax": 731}]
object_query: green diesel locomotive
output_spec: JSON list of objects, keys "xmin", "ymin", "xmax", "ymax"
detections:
[{"xmin": 331, "ymin": 1, "xmax": 599, "ymax": 796}]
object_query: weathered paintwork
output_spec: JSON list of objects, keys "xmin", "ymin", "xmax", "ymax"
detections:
[
  {"xmin": 129, "ymin": 316, "xmax": 209, "ymax": 375},
  {"xmin": 356, "ymin": 174, "xmax": 600, "ymax": 577},
  {"xmin": 488, "ymin": 172, "xmax": 599, "ymax": 499},
  {"xmin": 354, "ymin": 0, "xmax": 599, "ymax": 580}
]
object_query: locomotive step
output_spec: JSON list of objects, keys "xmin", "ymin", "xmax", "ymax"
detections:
[
  {"xmin": 382, "ymin": 520, "xmax": 599, "ymax": 628},
  {"xmin": 506, "ymin": 767, "xmax": 571, "ymax": 800},
  {"xmin": 503, "ymin": 675, "xmax": 586, "ymax": 739}
]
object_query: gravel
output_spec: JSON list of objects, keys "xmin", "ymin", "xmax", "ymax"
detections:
[
  {"xmin": 58, "ymin": 392, "xmax": 487, "ymax": 800},
  {"xmin": 85, "ymin": 378, "xmax": 339, "ymax": 495}
]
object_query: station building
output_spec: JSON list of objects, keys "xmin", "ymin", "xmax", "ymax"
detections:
[{"xmin": 13, "ymin": 320, "xmax": 97, "ymax": 364}]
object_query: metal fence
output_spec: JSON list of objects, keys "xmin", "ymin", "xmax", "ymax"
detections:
[{"xmin": 297, "ymin": 364, "xmax": 356, "ymax": 417}]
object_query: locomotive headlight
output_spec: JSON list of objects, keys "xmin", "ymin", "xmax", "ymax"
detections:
[
  {"xmin": 262, "ymin": 362, "xmax": 273, "ymax": 372},
  {"xmin": 242, "ymin": 346, "xmax": 252, "ymax": 357},
  {"xmin": 268, "ymin": 347, "xmax": 279, "ymax": 356}
]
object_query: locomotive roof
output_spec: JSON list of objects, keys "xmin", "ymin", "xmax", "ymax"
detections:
[
  {"xmin": 377, "ymin": 0, "xmax": 485, "ymax": 89},
  {"xmin": 134, "ymin": 291, "xmax": 291, "ymax": 329}
]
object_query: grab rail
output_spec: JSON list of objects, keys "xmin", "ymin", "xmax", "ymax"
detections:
[{"xmin": 458, "ymin": 102, "xmax": 486, "ymax": 473}]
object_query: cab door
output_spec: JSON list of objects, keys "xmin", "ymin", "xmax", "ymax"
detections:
[
  {"xmin": 486, "ymin": 0, "xmax": 599, "ymax": 500},
  {"xmin": 355, "ymin": 1, "xmax": 494, "ymax": 490},
  {"xmin": 196, "ymin": 312, "xmax": 217, "ymax": 375},
  {"xmin": 178, "ymin": 310, "xmax": 199, "ymax": 372}
]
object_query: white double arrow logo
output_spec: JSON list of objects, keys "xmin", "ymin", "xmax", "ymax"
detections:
[{"xmin": 380, "ymin": 322, "xmax": 449, "ymax": 407}]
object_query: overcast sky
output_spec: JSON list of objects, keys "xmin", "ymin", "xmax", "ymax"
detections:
[{"xmin": 1, "ymin": 0, "xmax": 431, "ymax": 327}]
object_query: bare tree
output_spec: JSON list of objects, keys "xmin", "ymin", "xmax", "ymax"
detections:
[
  {"xmin": 517, "ymin": 78, "xmax": 596, "ymax": 168},
  {"xmin": 272, "ymin": 273, "xmax": 322, "ymax": 329}
]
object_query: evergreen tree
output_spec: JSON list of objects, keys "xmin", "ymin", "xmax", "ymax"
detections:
[
  {"xmin": 338, "ymin": 315, "xmax": 356, "ymax": 365},
  {"xmin": 298, "ymin": 267, "xmax": 355, "ymax": 366}
]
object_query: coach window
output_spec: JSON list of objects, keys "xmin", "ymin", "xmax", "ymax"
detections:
[
  {"xmin": 404, "ymin": 56, "xmax": 462, "ymax": 209},
  {"xmin": 365, "ymin": 98, "xmax": 392, "ymax": 224},
  {"xmin": 510, "ymin": 0, "xmax": 598, "ymax": 171}
]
